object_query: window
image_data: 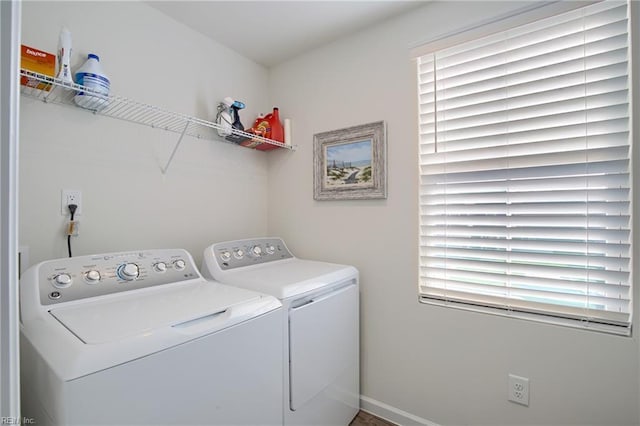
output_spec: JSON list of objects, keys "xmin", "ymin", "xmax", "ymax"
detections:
[{"xmin": 416, "ymin": 1, "xmax": 632, "ymax": 335}]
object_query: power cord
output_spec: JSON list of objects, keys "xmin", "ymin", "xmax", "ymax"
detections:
[{"xmin": 67, "ymin": 204, "xmax": 77, "ymax": 257}]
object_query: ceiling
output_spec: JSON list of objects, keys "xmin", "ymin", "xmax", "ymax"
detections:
[{"xmin": 146, "ymin": 1, "xmax": 427, "ymax": 68}]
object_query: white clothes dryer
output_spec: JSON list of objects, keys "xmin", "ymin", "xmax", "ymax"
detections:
[
  {"xmin": 20, "ymin": 249, "xmax": 283, "ymax": 426},
  {"xmin": 202, "ymin": 237, "xmax": 359, "ymax": 426}
]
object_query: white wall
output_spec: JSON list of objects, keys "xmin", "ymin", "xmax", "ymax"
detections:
[
  {"xmin": 20, "ymin": 1, "xmax": 272, "ymax": 267},
  {"xmin": 268, "ymin": 1, "xmax": 640, "ymax": 425}
]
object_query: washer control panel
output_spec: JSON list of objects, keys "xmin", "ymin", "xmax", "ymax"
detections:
[
  {"xmin": 36, "ymin": 249, "xmax": 199, "ymax": 306},
  {"xmin": 213, "ymin": 238, "xmax": 293, "ymax": 270}
]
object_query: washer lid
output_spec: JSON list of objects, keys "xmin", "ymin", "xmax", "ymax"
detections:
[
  {"xmin": 213, "ymin": 258, "xmax": 358, "ymax": 299},
  {"xmin": 49, "ymin": 280, "xmax": 262, "ymax": 344}
]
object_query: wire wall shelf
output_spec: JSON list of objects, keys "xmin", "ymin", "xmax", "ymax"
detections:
[{"xmin": 20, "ymin": 69, "xmax": 293, "ymax": 174}]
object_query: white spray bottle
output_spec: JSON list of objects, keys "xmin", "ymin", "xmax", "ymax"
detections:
[
  {"xmin": 216, "ymin": 97, "xmax": 234, "ymax": 137},
  {"xmin": 56, "ymin": 27, "xmax": 73, "ymax": 83}
]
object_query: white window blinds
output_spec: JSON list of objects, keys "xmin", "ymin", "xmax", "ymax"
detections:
[{"xmin": 417, "ymin": 1, "xmax": 632, "ymax": 335}]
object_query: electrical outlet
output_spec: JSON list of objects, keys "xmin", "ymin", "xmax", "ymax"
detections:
[
  {"xmin": 508, "ymin": 374, "xmax": 529, "ymax": 406},
  {"xmin": 61, "ymin": 189, "xmax": 82, "ymax": 216}
]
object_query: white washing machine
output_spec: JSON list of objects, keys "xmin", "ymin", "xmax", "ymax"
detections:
[
  {"xmin": 201, "ymin": 237, "xmax": 359, "ymax": 426},
  {"xmin": 20, "ymin": 248, "xmax": 283, "ymax": 426}
]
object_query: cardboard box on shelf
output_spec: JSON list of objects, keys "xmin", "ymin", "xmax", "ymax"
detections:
[{"xmin": 20, "ymin": 45, "xmax": 55, "ymax": 91}]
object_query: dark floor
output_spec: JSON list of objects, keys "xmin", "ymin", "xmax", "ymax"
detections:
[{"xmin": 349, "ymin": 410, "xmax": 397, "ymax": 426}]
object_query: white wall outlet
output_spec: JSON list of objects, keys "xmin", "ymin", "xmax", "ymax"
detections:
[
  {"xmin": 508, "ymin": 374, "xmax": 529, "ymax": 406},
  {"xmin": 61, "ymin": 189, "xmax": 82, "ymax": 216}
]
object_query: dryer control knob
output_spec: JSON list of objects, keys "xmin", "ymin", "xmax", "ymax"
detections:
[
  {"xmin": 265, "ymin": 244, "xmax": 275, "ymax": 255},
  {"xmin": 173, "ymin": 259, "xmax": 186, "ymax": 270},
  {"xmin": 233, "ymin": 249, "xmax": 244, "ymax": 259},
  {"xmin": 85, "ymin": 270, "xmax": 101, "ymax": 284},
  {"xmin": 251, "ymin": 245, "xmax": 262, "ymax": 257},
  {"xmin": 154, "ymin": 262, "xmax": 167, "ymax": 273},
  {"xmin": 118, "ymin": 263, "xmax": 139, "ymax": 280},
  {"xmin": 53, "ymin": 273, "xmax": 72, "ymax": 288},
  {"xmin": 220, "ymin": 251, "xmax": 231, "ymax": 262}
]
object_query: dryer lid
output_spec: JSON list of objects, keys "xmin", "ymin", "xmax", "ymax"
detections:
[
  {"xmin": 213, "ymin": 258, "xmax": 358, "ymax": 299},
  {"xmin": 49, "ymin": 281, "xmax": 262, "ymax": 344}
]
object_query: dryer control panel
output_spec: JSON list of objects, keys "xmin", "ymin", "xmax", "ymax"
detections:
[
  {"xmin": 28, "ymin": 249, "xmax": 200, "ymax": 306},
  {"xmin": 212, "ymin": 238, "xmax": 293, "ymax": 270}
]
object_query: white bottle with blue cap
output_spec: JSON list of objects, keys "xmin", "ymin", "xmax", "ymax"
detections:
[{"xmin": 74, "ymin": 53, "xmax": 110, "ymax": 111}]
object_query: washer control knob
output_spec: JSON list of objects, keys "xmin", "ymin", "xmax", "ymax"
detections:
[
  {"xmin": 220, "ymin": 251, "xmax": 231, "ymax": 262},
  {"xmin": 53, "ymin": 273, "xmax": 72, "ymax": 288},
  {"xmin": 118, "ymin": 263, "xmax": 139, "ymax": 281},
  {"xmin": 85, "ymin": 270, "xmax": 101, "ymax": 284},
  {"xmin": 173, "ymin": 259, "xmax": 186, "ymax": 270},
  {"xmin": 233, "ymin": 249, "xmax": 244, "ymax": 259},
  {"xmin": 251, "ymin": 245, "xmax": 263, "ymax": 257},
  {"xmin": 154, "ymin": 262, "xmax": 167, "ymax": 273},
  {"xmin": 265, "ymin": 244, "xmax": 275, "ymax": 255}
]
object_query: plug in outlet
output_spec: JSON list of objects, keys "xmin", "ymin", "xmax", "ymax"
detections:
[
  {"xmin": 61, "ymin": 189, "xmax": 82, "ymax": 216},
  {"xmin": 508, "ymin": 374, "xmax": 529, "ymax": 406}
]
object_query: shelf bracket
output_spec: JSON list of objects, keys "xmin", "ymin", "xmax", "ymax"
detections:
[{"xmin": 161, "ymin": 121, "xmax": 190, "ymax": 174}]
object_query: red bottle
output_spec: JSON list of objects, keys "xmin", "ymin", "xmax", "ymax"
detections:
[
  {"xmin": 256, "ymin": 107, "xmax": 284, "ymax": 151},
  {"xmin": 269, "ymin": 107, "xmax": 284, "ymax": 143}
]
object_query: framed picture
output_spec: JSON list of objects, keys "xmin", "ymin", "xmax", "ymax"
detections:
[{"xmin": 313, "ymin": 121, "xmax": 387, "ymax": 200}]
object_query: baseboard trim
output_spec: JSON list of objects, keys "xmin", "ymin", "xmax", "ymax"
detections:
[{"xmin": 359, "ymin": 395, "xmax": 440, "ymax": 426}]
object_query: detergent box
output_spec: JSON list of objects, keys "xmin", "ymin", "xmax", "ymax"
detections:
[{"xmin": 20, "ymin": 44, "xmax": 55, "ymax": 91}]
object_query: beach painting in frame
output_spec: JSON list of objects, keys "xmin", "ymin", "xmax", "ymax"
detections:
[
  {"xmin": 325, "ymin": 139, "xmax": 373, "ymax": 188},
  {"xmin": 313, "ymin": 121, "xmax": 387, "ymax": 200}
]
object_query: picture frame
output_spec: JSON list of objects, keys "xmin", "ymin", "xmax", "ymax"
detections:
[{"xmin": 313, "ymin": 121, "xmax": 387, "ymax": 200}]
